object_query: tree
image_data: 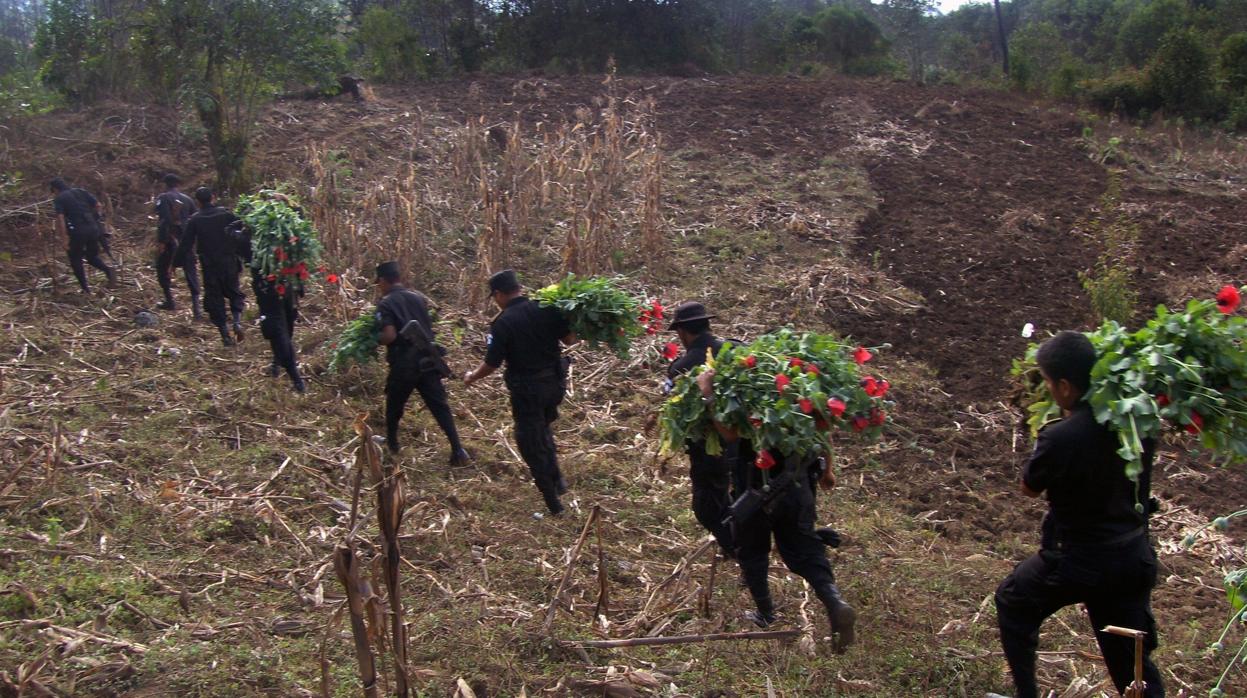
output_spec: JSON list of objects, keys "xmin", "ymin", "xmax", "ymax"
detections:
[
  {"xmin": 144, "ymin": 0, "xmax": 345, "ymax": 189},
  {"xmin": 1221, "ymin": 32, "xmax": 1247, "ymax": 94},
  {"xmin": 1117, "ymin": 0, "xmax": 1188, "ymax": 67},
  {"xmin": 811, "ymin": 4, "xmax": 888, "ymax": 71},
  {"xmin": 881, "ymin": 0, "xmax": 937, "ymax": 82},
  {"xmin": 1148, "ymin": 27, "xmax": 1214, "ymax": 116}
]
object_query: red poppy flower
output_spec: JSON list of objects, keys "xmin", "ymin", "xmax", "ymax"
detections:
[
  {"xmin": 755, "ymin": 450, "xmax": 776, "ymax": 470},
  {"xmin": 652, "ymin": 301, "xmax": 664, "ymax": 319},
  {"xmin": 853, "ymin": 346, "xmax": 872, "ymax": 365},
  {"xmin": 875, "ymin": 379, "xmax": 891, "ymax": 398},
  {"xmin": 326, "ymin": 274, "xmax": 339, "ymax": 284},
  {"xmin": 266, "ymin": 274, "xmax": 276, "ymax": 282},
  {"xmin": 851, "ymin": 415, "xmax": 869, "ymax": 432},
  {"xmin": 749, "ymin": 417, "xmax": 763, "ymax": 428},
  {"xmin": 662, "ymin": 342, "xmax": 679, "ymax": 360},
  {"xmin": 1216, "ymin": 285, "xmax": 1241, "ymax": 314},
  {"xmin": 869, "ymin": 408, "xmax": 887, "ymax": 426},
  {"xmin": 290, "ymin": 236, "xmax": 299, "ymax": 243},
  {"xmin": 743, "ymin": 355, "xmax": 757, "ymax": 368},
  {"xmin": 274, "ymin": 247, "xmax": 286, "ymax": 261},
  {"xmin": 1155, "ymin": 394, "xmax": 1170, "ymax": 407},
  {"xmin": 646, "ymin": 326, "xmax": 658, "ymax": 335},
  {"xmin": 1186, "ymin": 412, "xmax": 1204, "ymax": 434},
  {"xmin": 775, "ymin": 374, "xmax": 791, "ymax": 393},
  {"xmin": 318, "ymin": 265, "xmax": 327, "ymax": 273},
  {"xmin": 789, "ymin": 357, "xmax": 804, "ymax": 369},
  {"xmin": 639, "ymin": 309, "xmax": 652, "ymax": 322},
  {"xmin": 827, "ymin": 397, "xmax": 847, "ymax": 418},
  {"xmin": 799, "ymin": 398, "xmax": 814, "ymax": 414},
  {"xmin": 862, "ymin": 376, "xmax": 879, "ymax": 396},
  {"xmin": 299, "ymin": 270, "xmax": 309, "ymax": 280},
  {"xmin": 806, "ymin": 364, "xmax": 820, "ymax": 376},
  {"xmin": 275, "ymin": 283, "xmax": 286, "ymax": 296}
]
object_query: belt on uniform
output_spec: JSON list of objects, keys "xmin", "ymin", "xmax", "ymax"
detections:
[{"xmin": 1056, "ymin": 525, "xmax": 1146, "ymax": 550}]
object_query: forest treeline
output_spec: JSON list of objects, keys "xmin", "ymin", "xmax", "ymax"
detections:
[{"xmin": 2, "ymin": 0, "xmax": 1246, "ymax": 183}]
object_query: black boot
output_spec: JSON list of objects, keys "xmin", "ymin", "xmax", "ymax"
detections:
[
  {"xmin": 219, "ymin": 326, "xmax": 235, "ymax": 347},
  {"xmin": 815, "ymin": 583, "xmax": 856, "ymax": 653},
  {"xmin": 269, "ymin": 358, "xmax": 281, "ymax": 378},
  {"xmin": 289, "ymin": 369, "xmax": 306, "ymax": 393},
  {"xmin": 157, "ymin": 291, "xmax": 176, "ymax": 311},
  {"xmin": 816, "ymin": 527, "xmax": 842, "ymax": 548},
  {"xmin": 745, "ymin": 594, "xmax": 777, "ymax": 628},
  {"xmin": 191, "ymin": 296, "xmax": 203, "ymax": 321}
]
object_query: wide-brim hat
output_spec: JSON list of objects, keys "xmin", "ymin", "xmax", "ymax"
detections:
[{"xmin": 668, "ymin": 301, "xmax": 716, "ymax": 330}]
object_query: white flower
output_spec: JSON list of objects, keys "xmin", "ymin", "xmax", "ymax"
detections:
[{"xmin": 1021, "ymin": 323, "xmax": 1035, "ymax": 339}]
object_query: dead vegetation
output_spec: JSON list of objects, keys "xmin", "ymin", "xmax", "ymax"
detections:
[{"xmin": 0, "ymin": 75, "xmax": 1245, "ymax": 696}]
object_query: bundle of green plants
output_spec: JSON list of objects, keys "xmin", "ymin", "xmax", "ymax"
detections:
[
  {"xmin": 328, "ymin": 311, "xmax": 381, "ymax": 372},
  {"xmin": 237, "ymin": 191, "xmax": 336, "ymax": 296},
  {"xmin": 660, "ymin": 328, "xmax": 892, "ymax": 463},
  {"xmin": 1013, "ymin": 285, "xmax": 1247, "ymax": 480},
  {"xmin": 533, "ymin": 274, "xmax": 649, "ymax": 358}
]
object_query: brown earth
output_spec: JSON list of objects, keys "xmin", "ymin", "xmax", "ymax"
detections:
[{"xmin": 1, "ymin": 75, "xmax": 1245, "ymax": 695}]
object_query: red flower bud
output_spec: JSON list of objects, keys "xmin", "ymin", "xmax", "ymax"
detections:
[
  {"xmin": 276, "ymin": 283, "xmax": 286, "ymax": 296},
  {"xmin": 869, "ymin": 408, "xmax": 887, "ymax": 426},
  {"xmin": 853, "ymin": 346, "xmax": 872, "ymax": 365},
  {"xmin": 662, "ymin": 342, "xmax": 679, "ymax": 360},
  {"xmin": 875, "ymin": 379, "xmax": 891, "ymax": 398},
  {"xmin": 755, "ymin": 450, "xmax": 776, "ymax": 470},
  {"xmin": 799, "ymin": 398, "xmax": 814, "ymax": 414},
  {"xmin": 851, "ymin": 415, "xmax": 869, "ymax": 432},
  {"xmin": 1186, "ymin": 412, "xmax": 1204, "ymax": 434},
  {"xmin": 749, "ymin": 417, "xmax": 763, "ymax": 428},
  {"xmin": 326, "ymin": 274, "xmax": 339, "ymax": 284},
  {"xmin": 862, "ymin": 376, "xmax": 879, "ymax": 396},
  {"xmin": 652, "ymin": 301, "xmax": 664, "ymax": 319},
  {"xmin": 646, "ymin": 326, "xmax": 658, "ymax": 335},
  {"xmin": 266, "ymin": 274, "xmax": 276, "ymax": 281},
  {"xmin": 827, "ymin": 397, "xmax": 847, "ymax": 417},
  {"xmin": 743, "ymin": 355, "xmax": 757, "ymax": 368},
  {"xmin": 775, "ymin": 374, "xmax": 791, "ymax": 393},
  {"xmin": 806, "ymin": 364, "xmax": 820, "ymax": 376},
  {"xmin": 1155, "ymin": 394, "xmax": 1170, "ymax": 407},
  {"xmin": 789, "ymin": 357, "xmax": 804, "ymax": 368},
  {"xmin": 1216, "ymin": 285, "xmax": 1240, "ymax": 314}
]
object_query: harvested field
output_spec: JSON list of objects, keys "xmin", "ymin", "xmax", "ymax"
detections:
[{"xmin": 1, "ymin": 75, "xmax": 1244, "ymax": 696}]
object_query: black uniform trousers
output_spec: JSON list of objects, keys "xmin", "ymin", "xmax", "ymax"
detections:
[
  {"xmin": 508, "ymin": 374, "xmax": 565, "ymax": 513},
  {"xmin": 157, "ymin": 239, "xmax": 201, "ymax": 301},
  {"xmin": 995, "ymin": 534, "xmax": 1163, "ymax": 698},
  {"xmin": 67, "ymin": 230, "xmax": 111, "ymax": 291},
  {"xmin": 199, "ymin": 258, "xmax": 245, "ymax": 330},
  {"xmin": 687, "ymin": 440, "xmax": 735, "ymax": 555},
  {"xmin": 385, "ymin": 358, "xmax": 464, "ymax": 455},
  {"xmin": 255, "ymin": 280, "xmax": 297, "ymax": 378},
  {"xmin": 737, "ymin": 477, "xmax": 836, "ymax": 604}
]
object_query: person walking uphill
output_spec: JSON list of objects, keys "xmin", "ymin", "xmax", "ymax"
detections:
[
  {"xmin": 375, "ymin": 261, "xmax": 470, "ymax": 465},
  {"xmin": 174, "ymin": 188, "xmax": 246, "ymax": 346},
  {"xmin": 666, "ymin": 302, "xmax": 738, "ymax": 557},
  {"xmin": 995, "ymin": 331, "xmax": 1163, "ymax": 698},
  {"xmin": 694, "ymin": 369, "xmax": 857, "ymax": 653},
  {"xmin": 50, "ymin": 178, "xmax": 115, "ymax": 294},
  {"xmin": 153, "ymin": 174, "xmax": 201, "ymax": 317},
  {"xmin": 463, "ymin": 269, "xmax": 576, "ymax": 516}
]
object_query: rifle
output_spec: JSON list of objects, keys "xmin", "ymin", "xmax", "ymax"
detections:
[
  {"xmin": 400, "ymin": 319, "xmax": 453, "ymax": 379},
  {"xmin": 722, "ymin": 466, "xmax": 799, "ymax": 530}
]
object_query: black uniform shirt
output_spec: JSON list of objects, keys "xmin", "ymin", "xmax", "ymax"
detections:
[
  {"xmin": 667, "ymin": 333, "xmax": 724, "ymax": 379},
  {"xmin": 53, "ymin": 188, "xmax": 100, "ymax": 234},
  {"xmin": 376, "ymin": 287, "xmax": 436, "ymax": 365},
  {"xmin": 175, "ymin": 205, "xmax": 241, "ymax": 268},
  {"xmin": 155, "ymin": 191, "xmax": 197, "ymax": 242},
  {"xmin": 1023, "ymin": 402, "xmax": 1153, "ymax": 549},
  {"xmin": 484, "ymin": 296, "xmax": 570, "ymax": 380}
]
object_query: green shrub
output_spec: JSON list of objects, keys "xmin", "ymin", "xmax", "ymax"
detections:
[
  {"xmin": 1116, "ymin": 0, "xmax": 1189, "ymax": 67},
  {"xmin": 1220, "ymin": 32, "xmax": 1247, "ymax": 94},
  {"xmin": 1148, "ymin": 28, "xmax": 1215, "ymax": 117},
  {"xmin": 1084, "ymin": 70, "xmax": 1159, "ymax": 116},
  {"xmin": 358, "ymin": 7, "xmax": 434, "ymax": 82}
]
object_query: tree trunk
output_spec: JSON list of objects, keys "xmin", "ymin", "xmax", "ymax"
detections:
[{"xmin": 993, "ymin": 0, "xmax": 1009, "ymax": 76}]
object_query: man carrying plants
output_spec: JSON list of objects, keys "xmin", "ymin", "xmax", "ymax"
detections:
[
  {"xmin": 996, "ymin": 331, "xmax": 1163, "ymax": 698},
  {"xmin": 464, "ymin": 269, "xmax": 576, "ymax": 516},
  {"xmin": 375, "ymin": 261, "xmax": 470, "ymax": 466},
  {"xmin": 665, "ymin": 301, "xmax": 739, "ymax": 558},
  {"xmin": 50, "ymin": 177, "xmax": 115, "ymax": 294}
]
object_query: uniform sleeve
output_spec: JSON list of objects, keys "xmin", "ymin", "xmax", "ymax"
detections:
[
  {"xmin": 53, "ymin": 193, "xmax": 66, "ymax": 215},
  {"xmin": 1022, "ymin": 427, "xmax": 1064, "ymax": 493},
  {"xmin": 375, "ymin": 298, "xmax": 400, "ymax": 330},
  {"xmin": 484, "ymin": 321, "xmax": 508, "ymax": 368},
  {"xmin": 172, "ymin": 218, "xmax": 197, "ymax": 267}
]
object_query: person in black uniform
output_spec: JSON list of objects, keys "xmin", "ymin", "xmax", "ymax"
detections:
[
  {"xmin": 375, "ymin": 261, "xmax": 470, "ymax": 464},
  {"xmin": 666, "ymin": 302, "xmax": 738, "ymax": 557},
  {"xmin": 153, "ymin": 174, "xmax": 201, "ymax": 316},
  {"xmin": 50, "ymin": 178, "xmax": 115, "ymax": 294},
  {"xmin": 694, "ymin": 369, "xmax": 857, "ymax": 653},
  {"xmin": 463, "ymin": 269, "xmax": 576, "ymax": 516},
  {"xmin": 174, "ymin": 188, "xmax": 246, "ymax": 346},
  {"xmin": 995, "ymin": 331, "xmax": 1163, "ymax": 698}
]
